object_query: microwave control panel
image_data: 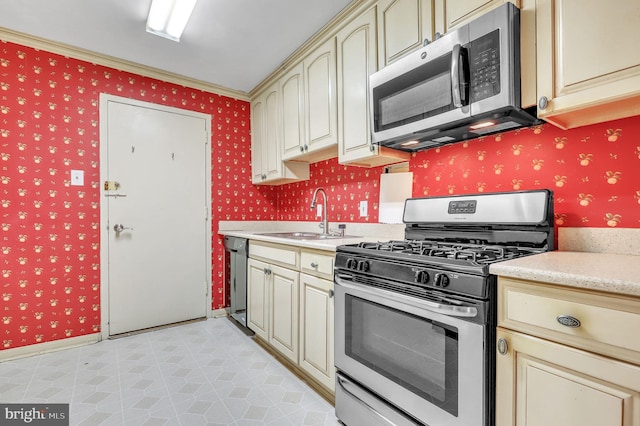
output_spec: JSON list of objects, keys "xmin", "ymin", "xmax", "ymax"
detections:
[{"xmin": 468, "ymin": 30, "xmax": 501, "ymax": 102}]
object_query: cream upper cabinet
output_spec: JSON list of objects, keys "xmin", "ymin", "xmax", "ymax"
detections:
[
  {"xmin": 496, "ymin": 277, "xmax": 640, "ymax": 426},
  {"xmin": 377, "ymin": 0, "xmax": 436, "ymax": 67},
  {"xmin": 299, "ymin": 273, "xmax": 335, "ymax": 391},
  {"xmin": 337, "ymin": 6, "xmax": 410, "ymax": 167},
  {"xmin": 536, "ymin": 0, "xmax": 640, "ymax": 129},
  {"xmin": 251, "ymin": 84, "xmax": 309, "ymax": 185},
  {"xmin": 440, "ymin": 0, "xmax": 517, "ymax": 32},
  {"xmin": 281, "ymin": 63, "xmax": 306, "ymax": 161},
  {"xmin": 302, "ymin": 38, "xmax": 339, "ymax": 162}
]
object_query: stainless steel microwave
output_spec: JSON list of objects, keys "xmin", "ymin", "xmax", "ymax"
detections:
[{"xmin": 369, "ymin": 3, "xmax": 538, "ymax": 152}]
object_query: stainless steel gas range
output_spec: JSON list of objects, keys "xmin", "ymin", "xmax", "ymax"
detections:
[{"xmin": 334, "ymin": 190, "xmax": 554, "ymax": 426}]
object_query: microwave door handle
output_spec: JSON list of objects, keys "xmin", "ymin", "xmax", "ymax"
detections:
[{"xmin": 451, "ymin": 44, "xmax": 463, "ymax": 108}]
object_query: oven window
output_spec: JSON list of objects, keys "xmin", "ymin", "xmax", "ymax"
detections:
[{"xmin": 345, "ymin": 295, "xmax": 459, "ymax": 416}]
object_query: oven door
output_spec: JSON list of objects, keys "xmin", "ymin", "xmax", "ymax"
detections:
[{"xmin": 335, "ymin": 275, "xmax": 488, "ymax": 426}]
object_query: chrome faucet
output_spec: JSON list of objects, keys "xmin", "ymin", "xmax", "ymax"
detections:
[{"xmin": 310, "ymin": 187, "xmax": 328, "ymax": 235}]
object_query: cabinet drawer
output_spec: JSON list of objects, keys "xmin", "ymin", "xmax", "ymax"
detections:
[
  {"xmin": 250, "ymin": 241, "xmax": 299, "ymax": 269},
  {"xmin": 498, "ymin": 277, "xmax": 640, "ymax": 365},
  {"xmin": 300, "ymin": 250, "xmax": 335, "ymax": 280}
]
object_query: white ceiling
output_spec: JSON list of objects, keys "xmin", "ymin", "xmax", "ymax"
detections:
[{"xmin": 0, "ymin": 0, "xmax": 354, "ymax": 94}]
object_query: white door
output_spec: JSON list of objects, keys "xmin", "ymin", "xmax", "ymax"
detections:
[{"xmin": 101, "ymin": 95, "xmax": 210, "ymax": 336}]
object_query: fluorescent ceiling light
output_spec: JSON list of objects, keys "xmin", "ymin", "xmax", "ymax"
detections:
[{"xmin": 147, "ymin": 0, "xmax": 198, "ymax": 42}]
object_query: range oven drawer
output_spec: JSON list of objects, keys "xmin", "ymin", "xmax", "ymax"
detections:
[{"xmin": 335, "ymin": 373, "xmax": 420, "ymax": 426}]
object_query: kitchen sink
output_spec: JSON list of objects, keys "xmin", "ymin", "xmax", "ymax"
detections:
[{"xmin": 256, "ymin": 231, "xmax": 358, "ymax": 240}]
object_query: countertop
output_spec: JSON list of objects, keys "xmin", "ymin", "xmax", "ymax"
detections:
[
  {"xmin": 218, "ymin": 221, "xmax": 405, "ymax": 251},
  {"xmin": 219, "ymin": 229, "xmax": 388, "ymax": 251},
  {"xmin": 490, "ymin": 251, "xmax": 640, "ymax": 298}
]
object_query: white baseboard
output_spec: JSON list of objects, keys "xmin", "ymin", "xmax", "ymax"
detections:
[
  {"xmin": 0, "ymin": 333, "xmax": 101, "ymax": 362},
  {"xmin": 211, "ymin": 308, "xmax": 229, "ymax": 318}
]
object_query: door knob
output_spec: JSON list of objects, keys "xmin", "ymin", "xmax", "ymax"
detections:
[{"xmin": 113, "ymin": 224, "xmax": 133, "ymax": 232}]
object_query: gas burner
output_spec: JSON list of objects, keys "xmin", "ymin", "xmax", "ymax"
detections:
[{"xmin": 355, "ymin": 240, "xmax": 540, "ymax": 265}]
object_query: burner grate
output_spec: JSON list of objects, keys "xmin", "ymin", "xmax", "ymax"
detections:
[{"xmin": 356, "ymin": 239, "xmax": 541, "ymax": 265}]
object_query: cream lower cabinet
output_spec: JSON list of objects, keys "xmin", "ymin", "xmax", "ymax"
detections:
[
  {"xmin": 247, "ymin": 243, "xmax": 300, "ymax": 364},
  {"xmin": 496, "ymin": 277, "xmax": 640, "ymax": 426},
  {"xmin": 299, "ymin": 247, "xmax": 336, "ymax": 391},
  {"xmin": 248, "ymin": 241, "xmax": 335, "ymax": 393}
]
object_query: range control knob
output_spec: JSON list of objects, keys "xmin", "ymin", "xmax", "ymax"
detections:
[
  {"xmin": 357, "ymin": 260, "xmax": 370, "ymax": 272},
  {"xmin": 433, "ymin": 273, "xmax": 450, "ymax": 288},
  {"xmin": 346, "ymin": 258, "xmax": 357, "ymax": 270},
  {"xmin": 414, "ymin": 270, "xmax": 430, "ymax": 284}
]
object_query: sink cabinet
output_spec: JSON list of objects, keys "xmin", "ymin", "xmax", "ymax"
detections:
[
  {"xmin": 496, "ymin": 277, "xmax": 640, "ymax": 426},
  {"xmin": 247, "ymin": 240, "xmax": 336, "ymax": 393}
]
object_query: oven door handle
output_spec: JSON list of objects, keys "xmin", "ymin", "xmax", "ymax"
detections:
[
  {"xmin": 335, "ymin": 275, "xmax": 478, "ymax": 318},
  {"xmin": 337, "ymin": 375, "xmax": 397, "ymax": 425}
]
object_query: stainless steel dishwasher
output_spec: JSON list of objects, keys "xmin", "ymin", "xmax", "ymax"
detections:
[{"xmin": 223, "ymin": 236, "xmax": 249, "ymax": 329}]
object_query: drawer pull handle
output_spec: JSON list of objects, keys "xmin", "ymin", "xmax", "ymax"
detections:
[
  {"xmin": 557, "ymin": 315, "xmax": 581, "ymax": 328},
  {"xmin": 497, "ymin": 338, "xmax": 508, "ymax": 355},
  {"xmin": 310, "ymin": 262, "xmax": 318, "ymax": 268}
]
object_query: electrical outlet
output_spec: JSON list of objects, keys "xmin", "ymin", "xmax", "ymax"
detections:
[
  {"xmin": 359, "ymin": 200, "xmax": 368, "ymax": 217},
  {"xmin": 71, "ymin": 170, "xmax": 84, "ymax": 186},
  {"xmin": 316, "ymin": 204, "xmax": 323, "ymax": 217}
]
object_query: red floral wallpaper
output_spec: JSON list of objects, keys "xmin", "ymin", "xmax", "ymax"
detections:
[
  {"xmin": 1, "ymin": 40, "xmax": 276, "ymax": 351},
  {"xmin": 278, "ymin": 116, "xmax": 640, "ymax": 229},
  {"xmin": 2, "ymin": 37, "xmax": 640, "ymax": 353},
  {"xmin": 408, "ymin": 118, "xmax": 640, "ymax": 228}
]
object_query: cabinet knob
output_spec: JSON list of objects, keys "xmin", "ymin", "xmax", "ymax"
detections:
[
  {"xmin": 304, "ymin": 144, "xmax": 309, "ymax": 152},
  {"xmin": 329, "ymin": 289, "xmax": 334, "ymax": 298},
  {"xmin": 310, "ymin": 262, "xmax": 318, "ymax": 268},
  {"xmin": 538, "ymin": 96, "xmax": 549, "ymax": 110},
  {"xmin": 556, "ymin": 315, "xmax": 581, "ymax": 328},
  {"xmin": 369, "ymin": 144, "xmax": 375, "ymax": 152},
  {"xmin": 497, "ymin": 338, "xmax": 508, "ymax": 355},
  {"xmin": 300, "ymin": 146, "xmax": 304, "ymax": 152}
]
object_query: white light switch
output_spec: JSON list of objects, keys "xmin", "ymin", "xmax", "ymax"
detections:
[
  {"xmin": 71, "ymin": 170, "xmax": 84, "ymax": 186},
  {"xmin": 359, "ymin": 200, "xmax": 368, "ymax": 217}
]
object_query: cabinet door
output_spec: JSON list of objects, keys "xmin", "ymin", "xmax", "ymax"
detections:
[
  {"xmin": 337, "ymin": 7, "xmax": 410, "ymax": 167},
  {"xmin": 377, "ymin": 0, "xmax": 435, "ymax": 67},
  {"xmin": 299, "ymin": 274, "xmax": 335, "ymax": 391},
  {"xmin": 269, "ymin": 264, "xmax": 299, "ymax": 363},
  {"xmin": 247, "ymin": 258, "xmax": 269, "ymax": 340},
  {"xmin": 263, "ymin": 86, "xmax": 282, "ymax": 180},
  {"xmin": 442, "ymin": 0, "xmax": 516, "ymax": 31},
  {"xmin": 281, "ymin": 63, "xmax": 305, "ymax": 160},
  {"xmin": 536, "ymin": 0, "xmax": 640, "ymax": 128},
  {"xmin": 304, "ymin": 38, "xmax": 338, "ymax": 155},
  {"xmin": 250, "ymin": 97, "xmax": 265, "ymax": 183},
  {"xmin": 496, "ymin": 328, "xmax": 640, "ymax": 426}
]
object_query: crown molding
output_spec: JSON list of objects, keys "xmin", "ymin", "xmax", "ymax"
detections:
[
  {"xmin": 249, "ymin": 0, "xmax": 374, "ymax": 98},
  {"xmin": 0, "ymin": 27, "xmax": 250, "ymax": 102}
]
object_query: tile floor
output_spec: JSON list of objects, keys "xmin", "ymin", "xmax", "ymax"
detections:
[{"xmin": 0, "ymin": 317, "xmax": 341, "ymax": 425}]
